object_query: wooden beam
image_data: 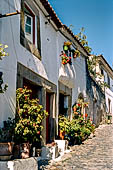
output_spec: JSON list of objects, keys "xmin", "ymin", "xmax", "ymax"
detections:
[{"xmin": 0, "ymin": 11, "xmax": 20, "ymax": 18}]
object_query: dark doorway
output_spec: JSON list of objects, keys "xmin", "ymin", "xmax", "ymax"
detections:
[
  {"xmin": 23, "ymin": 78, "xmax": 42, "ymax": 103},
  {"xmin": 59, "ymin": 93, "xmax": 68, "ymax": 116}
]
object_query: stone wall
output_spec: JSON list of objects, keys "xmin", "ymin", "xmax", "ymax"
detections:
[{"xmin": 86, "ymin": 72, "xmax": 106, "ymax": 126}]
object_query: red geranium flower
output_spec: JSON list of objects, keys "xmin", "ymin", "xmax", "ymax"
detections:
[
  {"xmin": 25, "ymin": 96, "xmax": 27, "ymax": 100},
  {"xmin": 37, "ymin": 131, "xmax": 40, "ymax": 135},
  {"xmin": 85, "ymin": 113, "xmax": 88, "ymax": 118}
]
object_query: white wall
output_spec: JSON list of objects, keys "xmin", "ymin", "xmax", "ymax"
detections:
[
  {"xmin": 105, "ymin": 87, "xmax": 113, "ymax": 115},
  {"xmin": 72, "ymin": 54, "xmax": 86, "ymax": 105},
  {"xmin": 0, "ymin": 0, "xmax": 87, "ymax": 126},
  {"xmin": 57, "ymin": 32, "xmax": 75, "ymax": 88},
  {"xmin": 57, "ymin": 32, "xmax": 87, "ymax": 105},
  {"xmin": 98, "ymin": 62, "xmax": 113, "ymax": 120},
  {"xmin": 0, "ymin": 0, "xmax": 58, "ymax": 126}
]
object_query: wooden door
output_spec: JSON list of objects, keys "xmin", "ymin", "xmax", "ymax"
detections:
[{"xmin": 46, "ymin": 92, "xmax": 50, "ymax": 143}]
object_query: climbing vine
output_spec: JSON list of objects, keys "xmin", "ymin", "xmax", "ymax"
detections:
[
  {"xmin": 75, "ymin": 28, "xmax": 109, "ymax": 89},
  {"xmin": 75, "ymin": 27, "xmax": 92, "ymax": 54}
]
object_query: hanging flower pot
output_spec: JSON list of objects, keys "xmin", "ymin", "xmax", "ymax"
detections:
[
  {"xmin": 63, "ymin": 45, "xmax": 68, "ymax": 51},
  {"xmin": 64, "ymin": 41, "xmax": 72, "ymax": 47},
  {"xmin": 73, "ymin": 53, "xmax": 77, "ymax": 58},
  {"xmin": 73, "ymin": 50, "xmax": 80, "ymax": 58}
]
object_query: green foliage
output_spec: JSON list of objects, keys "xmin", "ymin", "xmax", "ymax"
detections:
[
  {"xmin": 87, "ymin": 55, "xmax": 109, "ymax": 88},
  {"xmin": 15, "ymin": 87, "xmax": 48, "ymax": 144},
  {"xmin": 73, "ymin": 49, "xmax": 80, "ymax": 58},
  {"xmin": 87, "ymin": 55, "xmax": 98, "ymax": 78},
  {"xmin": 65, "ymin": 114, "xmax": 95, "ymax": 145},
  {"xmin": 60, "ymin": 53, "xmax": 71, "ymax": 65},
  {"xmin": 59, "ymin": 100, "xmax": 96, "ymax": 145},
  {"xmin": 58, "ymin": 115, "xmax": 70, "ymax": 133},
  {"xmin": 58, "ymin": 112, "xmax": 95, "ymax": 145},
  {"xmin": 0, "ymin": 44, "xmax": 8, "ymax": 60},
  {"xmin": 75, "ymin": 28, "xmax": 108, "ymax": 89},
  {"xmin": 0, "ymin": 43, "xmax": 8, "ymax": 93},
  {"xmin": 75, "ymin": 27, "xmax": 92, "ymax": 53}
]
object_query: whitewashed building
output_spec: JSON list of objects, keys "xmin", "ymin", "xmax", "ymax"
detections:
[
  {"xmin": 0, "ymin": 0, "xmax": 92, "ymax": 144},
  {"xmin": 96, "ymin": 55, "xmax": 113, "ymax": 122}
]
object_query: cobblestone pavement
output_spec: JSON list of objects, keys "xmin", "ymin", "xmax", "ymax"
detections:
[{"xmin": 43, "ymin": 124, "xmax": 113, "ymax": 170}]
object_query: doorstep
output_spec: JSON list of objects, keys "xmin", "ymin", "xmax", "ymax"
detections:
[{"xmin": 0, "ymin": 157, "xmax": 38, "ymax": 170}]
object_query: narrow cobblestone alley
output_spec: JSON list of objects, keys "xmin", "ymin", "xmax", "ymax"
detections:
[{"xmin": 43, "ymin": 124, "xmax": 113, "ymax": 170}]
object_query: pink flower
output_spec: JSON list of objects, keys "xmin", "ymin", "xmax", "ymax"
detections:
[{"xmin": 33, "ymin": 123, "xmax": 36, "ymax": 127}]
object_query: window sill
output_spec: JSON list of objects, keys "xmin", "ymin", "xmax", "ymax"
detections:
[{"xmin": 20, "ymin": 36, "xmax": 41, "ymax": 60}]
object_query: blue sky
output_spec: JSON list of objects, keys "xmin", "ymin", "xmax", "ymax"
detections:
[{"xmin": 48, "ymin": 0, "xmax": 113, "ymax": 67}]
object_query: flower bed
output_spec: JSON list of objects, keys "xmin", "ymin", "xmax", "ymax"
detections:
[{"xmin": 58, "ymin": 100, "xmax": 95, "ymax": 145}]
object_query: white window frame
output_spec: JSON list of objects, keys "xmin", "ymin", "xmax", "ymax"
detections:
[{"xmin": 24, "ymin": 13, "xmax": 33, "ymax": 43}]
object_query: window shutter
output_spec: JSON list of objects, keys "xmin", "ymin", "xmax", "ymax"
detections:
[
  {"xmin": 37, "ymin": 13, "xmax": 41, "ymax": 55},
  {"xmin": 20, "ymin": 0, "xmax": 25, "ymax": 46}
]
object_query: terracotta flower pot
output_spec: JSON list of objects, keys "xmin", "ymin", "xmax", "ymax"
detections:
[
  {"xmin": 0, "ymin": 142, "xmax": 14, "ymax": 156},
  {"xmin": 63, "ymin": 45, "xmax": 68, "ymax": 51},
  {"xmin": 0, "ymin": 142, "xmax": 14, "ymax": 160},
  {"xmin": 20, "ymin": 143, "xmax": 31, "ymax": 159},
  {"xmin": 59, "ymin": 131, "xmax": 65, "ymax": 140},
  {"xmin": 73, "ymin": 53, "xmax": 77, "ymax": 58}
]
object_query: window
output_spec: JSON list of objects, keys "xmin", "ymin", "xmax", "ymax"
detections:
[
  {"xmin": 22, "ymin": 3, "xmax": 35, "ymax": 45},
  {"xmin": 107, "ymin": 74, "xmax": 110, "ymax": 87},
  {"xmin": 20, "ymin": 1, "xmax": 41, "ymax": 58},
  {"xmin": 108, "ymin": 98, "xmax": 111, "ymax": 113},
  {"xmin": 23, "ymin": 78, "xmax": 42, "ymax": 103},
  {"xmin": 100, "ymin": 68, "xmax": 104, "ymax": 75},
  {"xmin": 25, "ymin": 14, "xmax": 33, "ymax": 43}
]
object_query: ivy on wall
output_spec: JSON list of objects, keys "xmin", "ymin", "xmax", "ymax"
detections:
[{"xmin": 75, "ymin": 28, "xmax": 109, "ymax": 89}]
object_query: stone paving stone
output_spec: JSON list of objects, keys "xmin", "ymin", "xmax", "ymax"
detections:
[{"xmin": 43, "ymin": 124, "xmax": 113, "ymax": 170}]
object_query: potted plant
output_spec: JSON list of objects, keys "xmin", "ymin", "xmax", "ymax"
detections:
[
  {"xmin": 64, "ymin": 41, "xmax": 72, "ymax": 47},
  {"xmin": 0, "ymin": 117, "xmax": 15, "ymax": 160},
  {"xmin": 58, "ymin": 115, "xmax": 70, "ymax": 140},
  {"xmin": 60, "ymin": 52, "xmax": 71, "ymax": 65},
  {"xmin": 63, "ymin": 41, "xmax": 72, "ymax": 52},
  {"xmin": 73, "ymin": 49, "xmax": 80, "ymax": 58},
  {"xmin": 65, "ymin": 100, "xmax": 95, "ymax": 145},
  {"xmin": 15, "ymin": 87, "xmax": 48, "ymax": 158}
]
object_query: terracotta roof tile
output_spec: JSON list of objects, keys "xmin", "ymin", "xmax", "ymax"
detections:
[
  {"xmin": 40, "ymin": 0, "xmax": 62, "ymax": 28},
  {"xmin": 40, "ymin": 0, "xmax": 89, "ymax": 55}
]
